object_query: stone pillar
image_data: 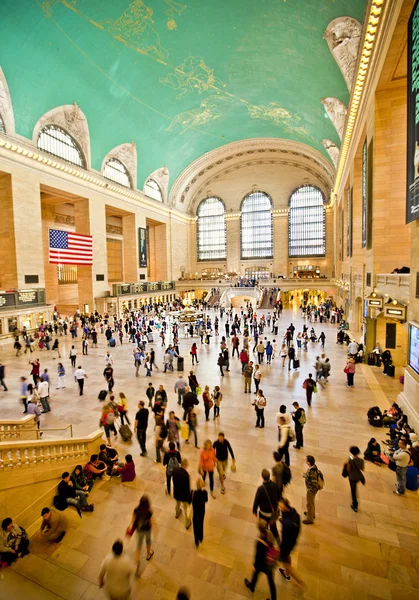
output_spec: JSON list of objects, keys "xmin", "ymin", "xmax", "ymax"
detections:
[
  {"xmin": 41, "ymin": 204, "xmax": 59, "ymax": 306},
  {"xmin": 11, "ymin": 174, "xmax": 44, "ymax": 288},
  {"xmin": 0, "ymin": 172, "xmax": 17, "ymax": 288},
  {"xmin": 74, "ymin": 198, "xmax": 93, "ymax": 312},
  {"xmin": 273, "ymin": 213, "xmax": 288, "ymax": 277},
  {"xmin": 226, "ymin": 217, "xmax": 239, "ymax": 273},
  {"xmin": 123, "ymin": 213, "xmax": 138, "ymax": 282}
]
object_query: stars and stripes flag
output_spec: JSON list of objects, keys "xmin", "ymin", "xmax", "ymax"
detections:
[{"xmin": 49, "ymin": 229, "xmax": 93, "ymax": 265}]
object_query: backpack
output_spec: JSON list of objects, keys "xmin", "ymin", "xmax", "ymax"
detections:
[
  {"xmin": 299, "ymin": 409, "xmax": 307, "ymax": 425},
  {"xmin": 282, "ymin": 463, "xmax": 292, "ymax": 486},
  {"xmin": 166, "ymin": 454, "xmax": 179, "ymax": 476},
  {"xmin": 106, "ymin": 412, "xmax": 115, "ymax": 425},
  {"xmin": 53, "ymin": 495, "xmax": 67, "ymax": 511},
  {"xmin": 317, "ymin": 469, "xmax": 325, "ymax": 490}
]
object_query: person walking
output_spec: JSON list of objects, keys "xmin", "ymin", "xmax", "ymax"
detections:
[
  {"xmin": 164, "ymin": 442, "xmax": 181, "ymax": 495},
  {"xmin": 56, "ymin": 363, "xmax": 66, "ymax": 389},
  {"xmin": 134, "ymin": 401, "xmax": 149, "ymax": 456},
  {"xmin": 252, "ymin": 469, "xmax": 280, "ymax": 546},
  {"xmin": 203, "ymin": 386, "xmax": 212, "ymax": 421},
  {"xmin": 190, "ymin": 342, "xmax": 199, "ymax": 365},
  {"xmin": 277, "ymin": 498, "xmax": 304, "ymax": 588},
  {"xmin": 278, "ymin": 416, "xmax": 291, "ymax": 466},
  {"xmin": 302, "ymin": 455, "xmax": 323, "ymax": 525},
  {"xmin": 302, "ymin": 373, "xmax": 316, "ymax": 407},
  {"xmin": 20, "ymin": 377, "xmax": 28, "ymax": 413},
  {"xmin": 38, "ymin": 378, "xmax": 51, "ymax": 413},
  {"xmin": 174, "ymin": 375, "xmax": 187, "ymax": 406},
  {"xmin": 0, "ymin": 362, "xmax": 8, "ymax": 392},
  {"xmin": 82, "ymin": 338, "xmax": 88, "ymax": 355},
  {"xmin": 199, "ymin": 440, "xmax": 217, "ymax": 498},
  {"xmin": 99, "ymin": 539, "xmax": 134, "ymax": 600},
  {"xmin": 344, "ymin": 357, "xmax": 356, "ymax": 387},
  {"xmin": 188, "ymin": 370, "xmax": 199, "ymax": 394},
  {"xmin": 391, "ymin": 438, "xmax": 411, "ymax": 496},
  {"xmin": 213, "ymin": 386, "xmax": 222, "ymax": 419},
  {"xmin": 186, "ymin": 409, "xmax": 199, "ymax": 448},
  {"xmin": 29, "ymin": 358, "xmax": 40, "ymax": 385},
  {"xmin": 173, "ymin": 458, "xmax": 192, "ymax": 529},
  {"xmin": 213, "ymin": 432, "xmax": 235, "ymax": 494},
  {"xmin": 243, "ymin": 361, "xmax": 253, "ymax": 393},
  {"xmin": 253, "ymin": 364, "xmax": 262, "ymax": 393},
  {"xmin": 256, "ymin": 340, "xmax": 265, "ymax": 364},
  {"xmin": 217, "ymin": 352, "xmax": 225, "ymax": 376},
  {"xmin": 287, "ymin": 344, "xmax": 295, "ymax": 371},
  {"xmin": 253, "ymin": 389, "xmax": 266, "ymax": 428},
  {"xmin": 244, "ymin": 522, "xmax": 277, "ymax": 600},
  {"xmin": 166, "ymin": 411, "xmax": 181, "ymax": 451},
  {"xmin": 74, "ymin": 365, "xmax": 87, "ymax": 396},
  {"xmin": 69, "ymin": 346, "xmax": 77, "ymax": 368},
  {"xmin": 191, "ymin": 477, "xmax": 208, "ymax": 547},
  {"xmin": 129, "ymin": 495, "xmax": 154, "ymax": 575},
  {"xmin": 291, "ymin": 401, "xmax": 306, "ymax": 449},
  {"xmin": 117, "ymin": 392, "xmax": 130, "ymax": 426},
  {"xmin": 343, "ymin": 446, "xmax": 365, "ymax": 512},
  {"xmin": 271, "ymin": 451, "xmax": 285, "ymax": 500},
  {"xmin": 146, "ymin": 383, "xmax": 155, "ymax": 408}
]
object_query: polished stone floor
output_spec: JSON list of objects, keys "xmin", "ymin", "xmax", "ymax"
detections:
[{"xmin": 0, "ymin": 308, "xmax": 418, "ymax": 600}]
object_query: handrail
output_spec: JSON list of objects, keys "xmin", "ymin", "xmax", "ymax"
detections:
[{"xmin": 23, "ymin": 425, "xmax": 73, "ymax": 439}]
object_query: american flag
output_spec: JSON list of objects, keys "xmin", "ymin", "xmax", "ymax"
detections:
[{"xmin": 49, "ymin": 229, "xmax": 93, "ymax": 265}]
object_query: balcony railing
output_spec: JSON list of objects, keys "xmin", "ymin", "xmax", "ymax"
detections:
[{"xmin": 375, "ymin": 274, "xmax": 410, "ymax": 288}]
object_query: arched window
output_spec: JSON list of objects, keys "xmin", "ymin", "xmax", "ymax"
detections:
[
  {"xmin": 144, "ymin": 178, "xmax": 163, "ymax": 202},
  {"xmin": 197, "ymin": 197, "xmax": 226, "ymax": 261},
  {"xmin": 0, "ymin": 114, "xmax": 5, "ymax": 134},
  {"xmin": 241, "ymin": 191, "xmax": 273, "ymax": 259},
  {"xmin": 103, "ymin": 158, "xmax": 131, "ymax": 188},
  {"xmin": 288, "ymin": 185, "xmax": 326, "ymax": 257},
  {"xmin": 37, "ymin": 125, "xmax": 85, "ymax": 167}
]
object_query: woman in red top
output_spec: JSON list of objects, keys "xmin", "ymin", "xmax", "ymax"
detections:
[
  {"xmin": 190, "ymin": 342, "xmax": 199, "ymax": 366},
  {"xmin": 239, "ymin": 348, "xmax": 249, "ymax": 372},
  {"xmin": 199, "ymin": 439, "xmax": 217, "ymax": 498}
]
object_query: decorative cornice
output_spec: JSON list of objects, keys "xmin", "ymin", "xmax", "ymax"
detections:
[
  {"xmin": 54, "ymin": 214, "xmax": 75, "ymax": 226},
  {"xmin": 170, "ymin": 138, "xmax": 335, "ymax": 212},
  {"xmin": 106, "ymin": 224, "xmax": 123, "ymax": 235}
]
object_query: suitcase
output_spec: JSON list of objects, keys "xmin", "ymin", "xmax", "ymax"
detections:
[
  {"xmin": 119, "ymin": 424, "xmax": 132, "ymax": 442},
  {"xmin": 147, "ymin": 333, "xmax": 154, "ymax": 342},
  {"xmin": 109, "ymin": 339, "xmax": 116, "ymax": 347},
  {"xmin": 177, "ymin": 356, "xmax": 184, "ymax": 371},
  {"xmin": 293, "ymin": 359, "xmax": 300, "ymax": 369},
  {"xmin": 387, "ymin": 364, "xmax": 395, "ymax": 378},
  {"xmin": 98, "ymin": 389, "xmax": 108, "ymax": 401},
  {"xmin": 368, "ymin": 353, "xmax": 375, "ymax": 366}
]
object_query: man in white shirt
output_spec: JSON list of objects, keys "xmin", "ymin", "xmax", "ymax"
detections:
[
  {"xmin": 74, "ymin": 366, "xmax": 87, "ymax": 396},
  {"xmin": 348, "ymin": 340, "xmax": 358, "ymax": 356},
  {"xmin": 276, "ymin": 404, "xmax": 291, "ymax": 427},
  {"xmin": 174, "ymin": 375, "xmax": 187, "ymax": 405},
  {"xmin": 38, "ymin": 379, "xmax": 51, "ymax": 413},
  {"xmin": 392, "ymin": 439, "xmax": 411, "ymax": 496},
  {"xmin": 104, "ymin": 352, "xmax": 113, "ymax": 366},
  {"xmin": 99, "ymin": 539, "xmax": 134, "ymax": 599}
]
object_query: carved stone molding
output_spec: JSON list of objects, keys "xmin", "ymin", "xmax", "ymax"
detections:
[
  {"xmin": 102, "ymin": 142, "xmax": 137, "ymax": 189},
  {"xmin": 54, "ymin": 214, "xmax": 75, "ymax": 226},
  {"xmin": 322, "ymin": 139, "xmax": 340, "ymax": 169},
  {"xmin": 106, "ymin": 224, "xmax": 123, "ymax": 235},
  {"xmin": 189, "ymin": 157, "xmax": 331, "ymax": 214},
  {"xmin": 0, "ymin": 67, "xmax": 15, "ymax": 134},
  {"xmin": 144, "ymin": 166, "xmax": 169, "ymax": 203},
  {"xmin": 324, "ymin": 17, "xmax": 362, "ymax": 90},
  {"xmin": 32, "ymin": 103, "xmax": 91, "ymax": 167},
  {"xmin": 170, "ymin": 138, "xmax": 335, "ymax": 212},
  {"xmin": 321, "ymin": 97, "xmax": 347, "ymax": 141}
]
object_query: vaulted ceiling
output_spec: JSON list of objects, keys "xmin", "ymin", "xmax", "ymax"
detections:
[{"xmin": 0, "ymin": 0, "xmax": 366, "ymax": 188}]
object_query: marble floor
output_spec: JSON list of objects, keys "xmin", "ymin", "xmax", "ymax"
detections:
[{"xmin": 0, "ymin": 308, "xmax": 418, "ymax": 600}]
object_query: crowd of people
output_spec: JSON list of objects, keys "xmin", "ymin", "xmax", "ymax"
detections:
[{"xmin": 1, "ymin": 297, "xmax": 416, "ymax": 599}]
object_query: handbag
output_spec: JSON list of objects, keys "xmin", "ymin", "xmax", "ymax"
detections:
[
  {"xmin": 344, "ymin": 367, "xmax": 349, "ymax": 374},
  {"xmin": 313, "ymin": 385, "xmax": 318, "ymax": 393},
  {"xmin": 262, "ymin": 486, "xmax": 279, "ymax": 525},
  {"xmin": 342, "ymin": 463, "xmax": 349, "ymax": 478}
]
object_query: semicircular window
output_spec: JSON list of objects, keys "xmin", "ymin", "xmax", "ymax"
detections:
[
  {"xmin": 37, "ymin": 125, "xmax": 85, "ymax": 168},
  {"xmin": 197, "ymin": 196, "xmax": 226, "ymax": 261},
  {"xmin": 144, "ymin": 178, "xmax": 163, "ymax": 202},
  {"xmin": 103, "ymin": 158, "xmax": 132, "ymax": 188},
  {"xmin": 241, "ymin": 191, "xmax": 273, "ymax": 259},
  {"xmin": 288, "ymin": 185, "xmax": 326, "ymax": 257}
]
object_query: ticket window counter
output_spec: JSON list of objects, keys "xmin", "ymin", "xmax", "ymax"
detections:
[
  {"xmin": 8, "ymin": 316, "xmax": 18, "ymax": 333},
  {"xmin": 21, "ymin": 314, "xmax": 33, "ymax": 330}
]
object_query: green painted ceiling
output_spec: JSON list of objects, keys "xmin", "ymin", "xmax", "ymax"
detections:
[{"xmin": 0, "ymin": 0, "xmax": 366, "ymax": 190}]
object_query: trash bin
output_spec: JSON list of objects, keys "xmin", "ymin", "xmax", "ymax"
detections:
[{"xmin": 177, "ymin": 356, "xmax": 184, "ymax": 371}]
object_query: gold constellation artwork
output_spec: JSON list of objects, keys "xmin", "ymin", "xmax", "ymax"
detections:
[
  {"xmin": 245, "ymin": 101, "xmax": 314, "ymax": 142},
  {"xmin": 165, "ymin": 95, "xmax": 231, "ymax": 134},
  {"xmin": 164, "ymin": 0, "xmax": 186, "ymax": 31},
  {"xmin": 160, "ymin": 56, "xmax": 226, "ymax": 99}
]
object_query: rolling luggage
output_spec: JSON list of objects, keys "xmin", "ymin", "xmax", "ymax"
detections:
[
  {"xmin": 98, "ymin": 389, "xmax": 108, "ymax": 401},
  {"xmin": 293, "ymin": 359, "xmax": 300, "ymax": 369},
  {"xmin": 368, "ymin": 353, "xmax": 376, "ymax": 366},
  {"xmin": 387, "ymin": 364, "xmax": 395, "ymax": 378},
  {"xmin": 177, "ymin": 356, "xmax": 184, "ymax": 371},
  {"xmin": 147, "ymin": 332, "xmax": 154, "ymax": 342},
  {"xmin": 119, "ymin": 424, "xmax": 132, "ymax": 442}
]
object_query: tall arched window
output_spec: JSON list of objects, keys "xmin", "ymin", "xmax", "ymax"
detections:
[
  {"xmin": 103, "ymin": 158, "xmax": 131, "ymax": 188},
  {"xmin": 37, "ymin": 125, "xmax": 85, "ymax": 167},
  {"xmin": 0, "ymin": 114, "xmax": 5, "ymax": 134},
  {"xmin": 241, "ymin": 191, "xmax": 273, "ymax": 259},
  {"xmin": 144, "ymin": 178, "xmax": 163, "ymax": 202},
  {"xmin": 288, "ymin": 185, "xmax": 326, "ymax": 257},
  {"xmin": 197, "ymin": 197, "xmax": 226, "ymax": 261}
]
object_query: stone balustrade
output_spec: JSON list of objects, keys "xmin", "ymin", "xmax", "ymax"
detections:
[
  {"xmin": 0, "ymin": 415, "xmax": 38, "ymax": 441},
  {"xmin": 0, "ymin": 429, "xmax": 104, "ymax": 472},
  {"xmin": 374, "ymin": 273, "xmax": 411, "ymax": 304}
]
